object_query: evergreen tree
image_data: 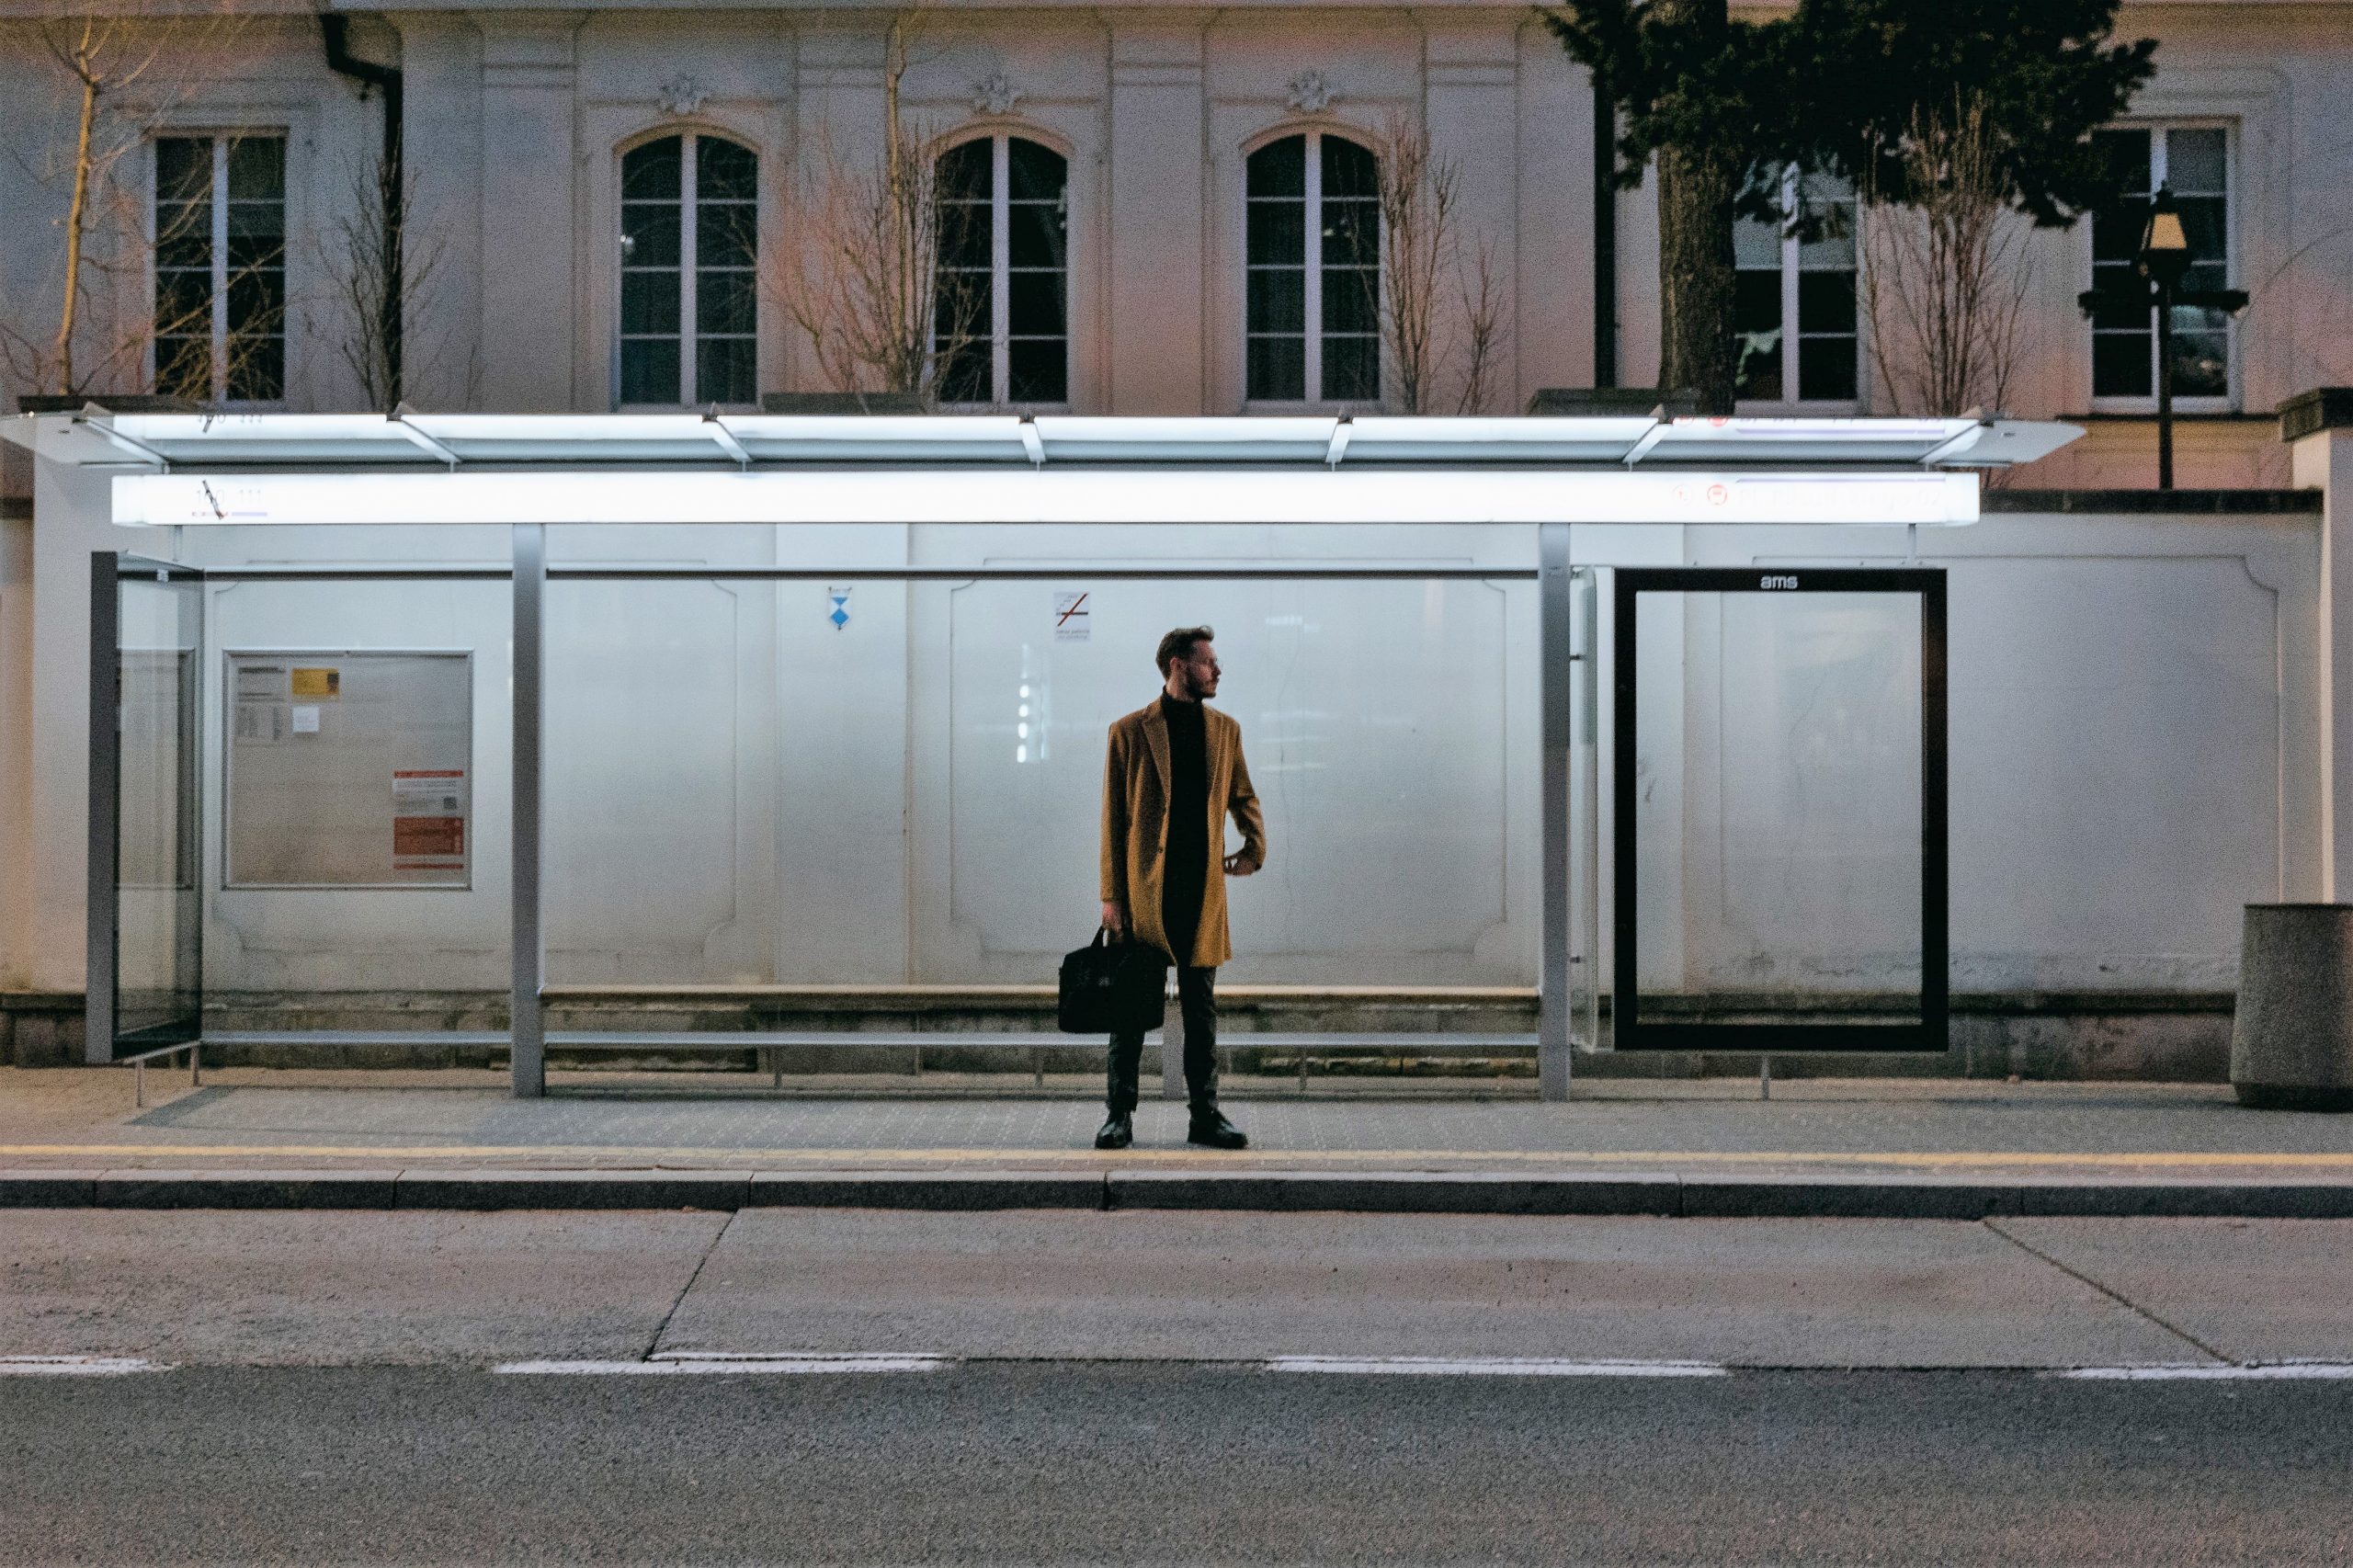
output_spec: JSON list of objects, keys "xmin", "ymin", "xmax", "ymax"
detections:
[{"xmin": 1547, "ymin": 0, "xmax": 2155, "ymax": 414}]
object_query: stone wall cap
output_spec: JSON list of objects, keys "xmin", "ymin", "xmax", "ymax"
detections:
[{"xmin": 2281, "ymin": 388, "xmax": 2353, "ymax": 442}]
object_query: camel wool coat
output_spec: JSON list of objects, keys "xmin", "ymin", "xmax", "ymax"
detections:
[{"xmin": 1098, "ymin": 699, "xmax": 1267, "ymax": 968}]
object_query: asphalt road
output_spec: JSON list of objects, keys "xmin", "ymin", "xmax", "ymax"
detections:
[
  {"xmin": 5, "ymin": 1365, "xmax": 2350, "ymax": 1566},
  {"xmin": 8, "ymin": 1210, "xmax": 2353, "ymax": 1564}
]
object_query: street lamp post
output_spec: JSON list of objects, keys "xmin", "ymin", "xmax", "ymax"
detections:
[{"xmin": 2077, "ymin": 187, "xmax": 2248, "ymax": 491}]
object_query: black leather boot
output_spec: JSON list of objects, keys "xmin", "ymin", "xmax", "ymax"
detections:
[
  {"xmin": 1187, "ymin": 1106, "xmax": 1247, "ymax": 1150},
  {"xmin": 1095, "ymin": 1111, "xmax": 1134, "ymax": 1150}
]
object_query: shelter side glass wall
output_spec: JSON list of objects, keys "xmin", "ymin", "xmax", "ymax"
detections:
[{"xmin": 113, "ymin": 568, "xmax": 203, "ymax": 1048}]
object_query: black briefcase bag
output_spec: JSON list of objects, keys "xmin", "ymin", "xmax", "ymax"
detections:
[{"xmin": 1058, "ymin": 928, "xmax": 1165, "ymax": 1035}]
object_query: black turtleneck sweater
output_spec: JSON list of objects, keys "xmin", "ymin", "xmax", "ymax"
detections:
[{"xmin": 1160, "ymin": 692, "xmax": 1209, "ymax": 960}]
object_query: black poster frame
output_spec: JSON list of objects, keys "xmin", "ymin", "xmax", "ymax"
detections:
[{"xmin": 1611, "ymin": 567, "xmax": 1948, "ymax": 1053}]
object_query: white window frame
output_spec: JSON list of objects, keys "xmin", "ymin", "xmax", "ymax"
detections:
[
  {"xmin": 149, "ymin": 131, "xmax": 288, "ymax": 408},
  {"xmin": 938, "ymin": 133, "xmax": 1072, "ymax": 411},
  {"xmin": 1735, "ymin": 166, "xmax": 1860, "ymax": 414},
  {"xmin": 1243, "ymin": 129, "xmax": 1380, "ymax": 411},
  {"xmin": 2087, "ymin": 119, "xmax": 2238, "ymax": 415},
  {"xmin": 617, "ymin": 130, "xmax": 758, "ymax": 411}
]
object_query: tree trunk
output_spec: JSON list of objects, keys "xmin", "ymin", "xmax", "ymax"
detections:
[
  {"xmin": 1651, "ymin": 0, "xmax": 1738, "ymax": 415},
  {"xmin": 52, "ymin": 67, "xmax": 99, "ymax": 396}
]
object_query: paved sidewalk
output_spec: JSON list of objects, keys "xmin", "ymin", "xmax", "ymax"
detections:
[{"xmin": 6, "ymin": 1066, "xmax": 2353, "ymax": 1212}]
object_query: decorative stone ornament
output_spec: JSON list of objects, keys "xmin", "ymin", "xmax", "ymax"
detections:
[
  {"xmin": 971, "ymin": 73, "xmax": 1024, "ymax": 116},
  {"xmin": 1285, "ymin": 71, "xmax": 1337, "ymax": 114},
  {"xmin": 657, "ymin": 74, "xmax": 711, "ymax": 116}
]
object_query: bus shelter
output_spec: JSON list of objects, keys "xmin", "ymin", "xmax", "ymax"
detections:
[{"xmin": 15, "ymin": 411, "xmax": 2078, "ymax": 1100}]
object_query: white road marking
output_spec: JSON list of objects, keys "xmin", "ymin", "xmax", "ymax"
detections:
[
  {"xmin": 494, "ymin": 1353, "xmax": 950, "ymax": 1375},
  {"xmin": 2056, "ymin": 1363, "xmax": 2353, "ymax": 1381},
  {"xmin": 0, "ymin": 1356, "xmax": 170, "ymax": 1376},
  {"xmin": 1265, "ymin": 1356, "xmax": 1729, "ymax": 1378}
]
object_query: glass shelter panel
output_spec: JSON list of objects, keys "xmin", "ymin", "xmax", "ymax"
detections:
[
  {"xmin": 933, "ymin": 574, "xmax": 1526, "ymax": 985},
  {"xmin": 540, "ymin": 569, "xmax": 788, "ymax": 988},
  {"xmin": 1614, "ymin": 569, "xmax": 1945, "ymax": 1052},
  {"xmin": 109, "ymin": 562, "xmax": 205, "ymax": 1051},
  {"xmin": 533, "ymin": 536, "xmax": 1541, "ymax": 997}
]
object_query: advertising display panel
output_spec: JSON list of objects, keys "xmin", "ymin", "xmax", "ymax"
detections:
[{"xmin": 1613, "ymin": 568, "xmax": 1947, "ymax": 1052}]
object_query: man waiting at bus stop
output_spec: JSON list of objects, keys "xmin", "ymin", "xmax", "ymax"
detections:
[{"xmin": 1096, "ymin": 626, "xmax": 1267, "ymax": 1151}]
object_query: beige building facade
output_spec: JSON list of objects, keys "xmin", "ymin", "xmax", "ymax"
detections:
[{"xmin": 0, "ymin": 3, "xmax": 2347, "ymax": 483}]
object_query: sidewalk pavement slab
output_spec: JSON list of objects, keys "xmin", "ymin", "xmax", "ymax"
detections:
[
  {"xmin": 2001, "ymin": 1217, "xmax": 2353, "ymax": 1366},
  {"xmin": 7, "ymin": 1069, "xmax": 2353, "ymax": 1214},
  {"xmin": 0, "ymin": 1210, "xmax": 729, "ymax": 1366},
  {"xmin": 652, "ymin": 1209, "xmax": 2207, "ymax": 1369}
]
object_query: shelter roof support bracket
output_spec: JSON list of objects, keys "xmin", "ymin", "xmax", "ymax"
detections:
[
  {"xmin": 391, "ymin": 406, "xmax": 460, "ymax": 469},
  {"xmin": 703, "ymin": 412, "xmax": 752, "ymax": 469},
  {"xmin": 77, "ymin": 411, "xmax": 168, "ymax": 471}
]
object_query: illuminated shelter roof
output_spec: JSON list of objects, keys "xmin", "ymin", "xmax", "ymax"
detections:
[{"xmin": 5, "ymin": 410, "xmax": 2082, "ymax": 528}]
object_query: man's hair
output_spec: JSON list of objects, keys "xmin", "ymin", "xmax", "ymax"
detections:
[{"xmin": 1155, "ymin": 625, "xmax": 1215, "ymax": 677}]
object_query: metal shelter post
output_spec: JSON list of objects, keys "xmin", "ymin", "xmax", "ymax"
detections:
[
  {"xmin": 1538, "ymin": 522, "xmax": 1573, "ymax": 1100},
  {"xmin": 85, "ymin": 552, "xmax": 120, "ymax": 1064},
  {"xmin": 510, "ymin": 523, "xmax": 546, "ymax": 1096}
]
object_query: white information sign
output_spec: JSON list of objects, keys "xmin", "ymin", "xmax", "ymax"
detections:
[{"xmin": 1053, "ymin": 590, "xmax": 1090, "ymax": 642}]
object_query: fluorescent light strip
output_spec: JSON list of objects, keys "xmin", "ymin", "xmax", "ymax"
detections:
[
  {"xmin": 112, "ymin": 469, "xmax": 1980, "ymax": 528},
  {"xmin": 1265, "ymin": 1357, "xmax": 1729, "ymax": 1378},
  {"xmin": 494, "ymin": 1353, "xmax": 951, "ymax": 1375},
  {"xmin": 0, "ymin": 1356, "xmax": 171, "ymax": 1376},
  {"xmin": 2056, "ymin": 1363, "xmax": 2353, "ymax": 1381}
]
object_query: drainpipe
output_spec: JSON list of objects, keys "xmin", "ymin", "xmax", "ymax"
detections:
[
  {"xmin": 319, "ymin": 12, "xmax": 404, "ymax": 407},
  {"xmin": 1592, "ymin": 74, "xmax": 1618, "ymax": 389}
]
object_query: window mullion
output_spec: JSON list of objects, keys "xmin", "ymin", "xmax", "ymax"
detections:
[
  {"xmin": 993, "ymin": 136, "xmax": 1011, "ymax": 404},
  {"xmin": 210, "ymin": 138, "xmax": 230, "ymax": 403},
  {"xmin": 2147, "ymin": 132, "xmax": 2165, "ymax": 399},
  {"xmin": 679, "ymin": 135, "xmax": 699, "ymax": 404},
  {"xmin": 1303, "ymin": 132, "xmax": 1323, "ymax": 404},
  {"xmin": 1780, "ymin": 169, "xmax": 1800, "ymax": 402}
]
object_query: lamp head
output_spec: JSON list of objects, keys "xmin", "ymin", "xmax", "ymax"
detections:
[{"xmin": 2137, "ymin": 187, "xmax": 2192, "ymax": 287}]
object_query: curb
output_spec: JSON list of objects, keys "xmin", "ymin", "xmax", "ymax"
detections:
[{"xmin": 5, "ymin": 1168, "xmax": 2353, "ymax": 1218}]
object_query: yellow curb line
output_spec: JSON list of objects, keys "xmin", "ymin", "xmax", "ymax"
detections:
[{"xmin": 5, "ymin": 1142, "xmax": 2353, "ymax": 1171}]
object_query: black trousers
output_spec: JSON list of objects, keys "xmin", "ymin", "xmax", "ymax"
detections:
[{"xmin": 1106, "ymin": 889, "xmax": 1218, "ymax": 1113}]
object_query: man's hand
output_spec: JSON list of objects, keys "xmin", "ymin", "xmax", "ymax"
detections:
[
  {"xmin": 1222, "ymin": 854, "xmax": 1258, "ymax": 877},
  {"xmin": 1100, "ymin": 900, "xmax": 1125, "ymax": 934}
]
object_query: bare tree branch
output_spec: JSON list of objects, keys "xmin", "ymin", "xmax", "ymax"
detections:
[
  {"xmin": 766, "ymin": 11, "xmax": 985, "ymax": 403},
  {"xmin": 3, "ymin": 4, "xmax": 260, "ymax": 404},
  {"xmin": 313, "ymin": 151, "xmax": 474, "ymax": 411},
  {"xmin": 1859, "ymin": 95, "xmax": 2034, "ymax": 418},
  {"xmin": 1371, "ymin": 115, "xmax": 1512, "ymax": 415}
]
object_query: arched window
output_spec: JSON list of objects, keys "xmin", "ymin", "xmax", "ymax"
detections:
[
  {"xmin": 1245, "ymin": 131, "xmax": 1378, "ymax": 404},
  {"xmin": 620, "ymin": 133, "xmax": 757, "ymax": 406},
  {"xmin": 934, "ymin": 135, "xmax": 1068, "ymax": 405}
]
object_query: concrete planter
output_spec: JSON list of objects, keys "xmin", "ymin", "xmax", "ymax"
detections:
[{"xmin": 2233, "ymin": 904, "xmax": 2353, "ymax": 1110}]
